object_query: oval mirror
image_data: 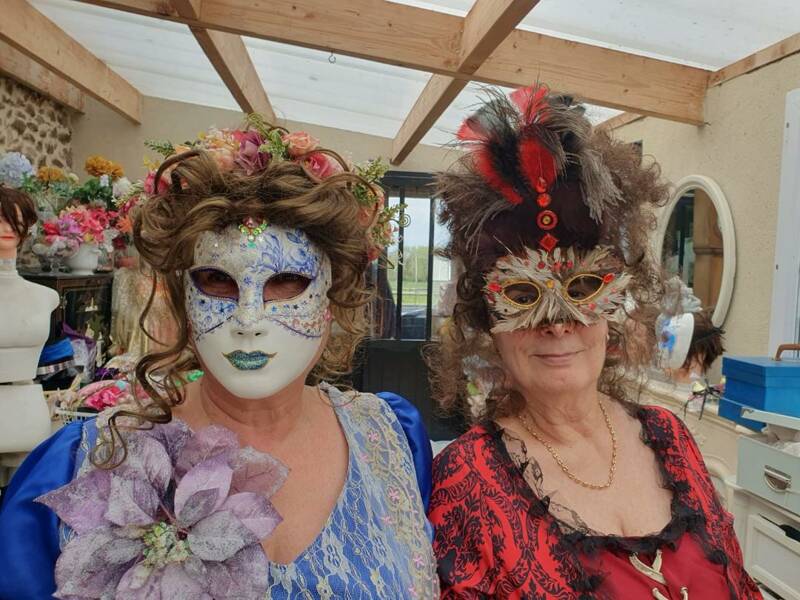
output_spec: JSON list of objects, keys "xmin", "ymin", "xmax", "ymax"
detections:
[{"xmin": 656, "ymin": 175, "xmax": 735, "ymax": 326}]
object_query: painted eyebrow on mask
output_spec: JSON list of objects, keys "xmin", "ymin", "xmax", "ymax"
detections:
[{"xmin": 255, "ymin": 230, "xmax": 321, "ymax": 278}]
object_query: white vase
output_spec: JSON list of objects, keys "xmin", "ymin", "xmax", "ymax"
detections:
[{"xmin": 66, "ymin": 243, "xmax": 101, "ymax": 275}]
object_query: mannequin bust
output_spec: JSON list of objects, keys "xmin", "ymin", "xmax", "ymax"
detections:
[{"xmin": 0, "ymin": 187, "xmax": 59, "ymax": 454}]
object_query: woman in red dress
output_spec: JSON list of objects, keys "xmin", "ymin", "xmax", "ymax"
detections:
[{"xmin": 427, "ymin": 85, "xmax": 761, "ymax": 600}]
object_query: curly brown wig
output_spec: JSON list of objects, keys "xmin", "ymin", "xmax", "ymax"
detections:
[
  {"xmin": 427, "ymin": 86, "xmax": 670, "ymax": 422},
  {"xmin": 96, "ymin": 147, "xmax": 377, "ymax": 466}
]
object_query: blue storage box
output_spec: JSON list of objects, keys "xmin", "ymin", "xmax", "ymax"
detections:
[{"xmin": 719, "ymin": 347, "xmax": 800, "ymax": 430}]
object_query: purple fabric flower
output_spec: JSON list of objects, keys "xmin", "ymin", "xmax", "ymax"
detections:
[
  {"xmin": 233, "ymin": 130, "xmax": 269, "ymax": 175},
  {"xmin": 37, "ymin": 421, "xmax": 288, "ymax": 599}
]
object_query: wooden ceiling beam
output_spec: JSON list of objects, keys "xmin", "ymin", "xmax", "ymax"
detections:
[
  {"xmin": 0, "ymin": 40, "xmax": 85, "ymax": 113},
  {"xmin": 75, "ymin": 0, "xmax": 708, "ymax": 125},
  {"xmin": 596, "ymin": 112, "xmax": 643, "ymax": 132},
  {"xmin": 391, "ymin": 0, "xmax": 540, "ymax": 165},
  {"xmin": 170, "ymin": 0, "xmax": 275, "ymax": 121},
  {"xmin": 0, "ymin": 0, "xmax": 141, "ymax": 123},
  {"xmin": 710, "ymin": 32, "xmax": 800, "ymax": 87}
]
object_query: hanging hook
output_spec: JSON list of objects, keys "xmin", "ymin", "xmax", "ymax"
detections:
[{"xmin": 328, "ymin": 51, "xmax": 336, "ymax": 64}]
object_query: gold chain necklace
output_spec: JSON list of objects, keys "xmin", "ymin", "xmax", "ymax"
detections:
[{"xmin": 518, "ymin": 399, "xmax": 617, "ymax": 490}]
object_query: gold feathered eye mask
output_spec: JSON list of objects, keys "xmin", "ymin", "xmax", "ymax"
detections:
[{"xmin": 484, "ymin": 246, "xmax": 631, "ymax": 333}]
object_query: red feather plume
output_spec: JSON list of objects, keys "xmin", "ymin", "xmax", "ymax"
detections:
[
  {"xmin": 509, "ymin": 85, "xmax": 550, "ymax": 126},
  {"xmin": 456, "ymin": 116, "xmax": 485, "ymax": 142},
  {"xmin": 518, "ymin": 137, "xmax": 557, "ymax": 192},
  {"xmin": 475, "ymin": 148, "xmax": 524, "ymax": 205}
]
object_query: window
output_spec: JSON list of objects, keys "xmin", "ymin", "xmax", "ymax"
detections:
[
  {"xmin": 768, "ymin": 89, "xmax": 800, "ymax": 351},
  {"xmin": 370, "ymin": 172, "xmax": 450, "ymax": 341}
]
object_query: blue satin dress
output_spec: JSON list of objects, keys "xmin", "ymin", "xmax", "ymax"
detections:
[{"xmin": 0, "ymin": 386, "xmax": 435, "ymax": 599}]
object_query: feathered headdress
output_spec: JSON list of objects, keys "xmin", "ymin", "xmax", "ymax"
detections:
[{"xmin": 445, "ymin": 85, "xmax": 622, "ymax": 254}]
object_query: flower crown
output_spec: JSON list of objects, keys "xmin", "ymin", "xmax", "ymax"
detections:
[{"xmin": 143, "ymin": 115, "xmax": 399, "ymax": 260}]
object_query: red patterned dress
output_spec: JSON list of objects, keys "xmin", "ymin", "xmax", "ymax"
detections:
[{"xmin": 429, "ymin": 405, "xmax": 762, "ymax": 599}]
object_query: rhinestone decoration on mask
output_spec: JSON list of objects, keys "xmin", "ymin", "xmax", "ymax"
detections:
[
  {"xmin": 186, "ymin": 224, "xmax": 331, "ymax": 341},
  {"xmin": 484, "ymin": 246, "xmax": 631, "ymax": 333}
]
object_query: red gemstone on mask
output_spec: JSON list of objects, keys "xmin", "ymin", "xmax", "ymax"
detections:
[
  {"xmin": 603, "ymin": 273, "xmax": 615, "ymax": 283},
  {"xmin": 488, "ymin": 281, "xmax": 502, "ymax": 293},
  {"xmin": 539, "ymin": 233, "xmax": 558, "ymax": 252},
  {"xmin": 536, "ymin": 193, "xmax": 551, "ymax": 208},
  {"xmin": 553, "ymin": 261, "xmax": 561, "ymax": 271},
  {"xmin": 537, "ymin": 261, "xmax": 546, "ymax": 269},
  {"xmin": 537, "ymin": 209, "xmax": 557, "ymax": 230},
  {"xmin": 589, "ymin": 303, "xmax": 597, "ymax": 310},
  {"xmin": 566, "ymin": 260, "xmax": 574, "ymax": 269}
]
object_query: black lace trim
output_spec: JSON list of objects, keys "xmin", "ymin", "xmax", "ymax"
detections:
[{"xmin": 486, "ymin": 404, "xmax": 726, "ymax": 595}]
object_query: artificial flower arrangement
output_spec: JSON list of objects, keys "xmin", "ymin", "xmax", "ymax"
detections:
[
  {"xmin": 37, "ymin": 409, "xmax": 288, "ymax": 598},
  {"xmin": 20, "ymin": 156, "xmax": 127, "ymax": 266},
  {"xmin": 33, "ymin": 204, "xmax": 119, "ymax": 262},
  {"xmin": 143, "ymin": 115, "xmax": 401, "ymax": 259},
  {"xmin": 12, "ymin": 154, "xmax": 127, "ymax": 214},
  {"xmin": 21, "ymin": 166, "xmax": 81, "ymax": 218}
]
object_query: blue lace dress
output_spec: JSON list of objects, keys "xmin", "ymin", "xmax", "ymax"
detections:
[{"xmin": 0, "ymin": 384, "xmax": 439, "ymax": 599}]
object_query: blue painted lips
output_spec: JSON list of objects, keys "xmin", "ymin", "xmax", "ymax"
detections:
[{"xmin": 223, "ymin": 350, "xmax": 276, "ymax": 370}]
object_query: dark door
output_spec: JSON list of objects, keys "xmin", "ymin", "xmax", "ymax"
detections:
[{"xmin": 352, "ymin": 171, "xmax": 465, "ymax": 441}]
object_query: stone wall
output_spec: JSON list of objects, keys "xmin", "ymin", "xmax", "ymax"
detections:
[{"xmin": 0, "ymin": 75, "xmax": 72, "ymax": 169}]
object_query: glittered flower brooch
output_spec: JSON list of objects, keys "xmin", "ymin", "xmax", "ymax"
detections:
[{"xmin": 37, "ymin": 420, "xmax": 288, "ymax": 599}]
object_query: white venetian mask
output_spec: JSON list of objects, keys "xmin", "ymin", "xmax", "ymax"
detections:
[{"xmin": 185, "ymin": 221, "xmax": 331, "ymax": 399}]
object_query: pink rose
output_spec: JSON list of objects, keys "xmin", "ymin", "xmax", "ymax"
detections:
[
  {"xmin": 143, "ymin": 170, "xmax": 169, "ymax": 195},
  {"xmin": 82, "ymin": 382, "xmax": 125, "ymax": 411},
  {"xmin": 281, "ymin": 131, "xmax": 319, "ymax": 158},
  {"xmin": 233, "ymin": 130, "xmax": 269, "ymax": 175},
  {"xmin": 304, "ymin": 152, "xmax": 343, "ymax": 180},
  {"xmin": 209, "ymin": 147, "xmax": 236, "ymax": 172}
]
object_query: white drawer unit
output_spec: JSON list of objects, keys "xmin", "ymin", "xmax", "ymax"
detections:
[
  {"xmin": 744, "ymin": 514, "xmax": 800, "ymax": 600},
  {"xmin": 738, "ymin": 436, "xmax": 800, "ymax": 515}
]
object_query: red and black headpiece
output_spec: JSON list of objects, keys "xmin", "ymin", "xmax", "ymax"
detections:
[{"xmin": 447, "ymin": 85, "xmax": 622, "ymax": 255}]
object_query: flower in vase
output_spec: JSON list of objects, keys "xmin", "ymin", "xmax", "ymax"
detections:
[
  {"xmin": 115, "ymin": 214, "xmax": 133, "ymax": 235},
  {"xmin": 85, "ymin": 155, "xmax": 124, "ymax": 180},
  {"xmin": 37, "ymin": 421, "xmax": 288, "ymax": 599},
  {"xmin": 42, "ymin": 222, "xmax": 61, "ymax": 237},
  {"xmin": 0, "ymin": 152, "xmax": 33, "ymax": 187},
  {"xmin": 37, "ymin": 166, "xmax": 67, "ymax": 184},
  {"xmin": 113, "ymin": 177, "xmax": 133, "ymax": 199}
]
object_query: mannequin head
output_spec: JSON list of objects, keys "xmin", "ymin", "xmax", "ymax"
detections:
[
  {"xmin": 0, "ymin": 186, "xmax": 37, "ymax": 260},
  {"xmin": 665, "ymin": 310, "xmax": 725, "ymax": 383}
]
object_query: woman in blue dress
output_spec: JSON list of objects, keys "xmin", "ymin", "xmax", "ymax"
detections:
[{"xmin": 0, "ymin": 123, "xmax": 438, "ymax": 599}]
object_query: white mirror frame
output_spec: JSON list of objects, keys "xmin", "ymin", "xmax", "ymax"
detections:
[{"xmin": 656, "ymin": 175, "xmax": 736, "ymax": 327}]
